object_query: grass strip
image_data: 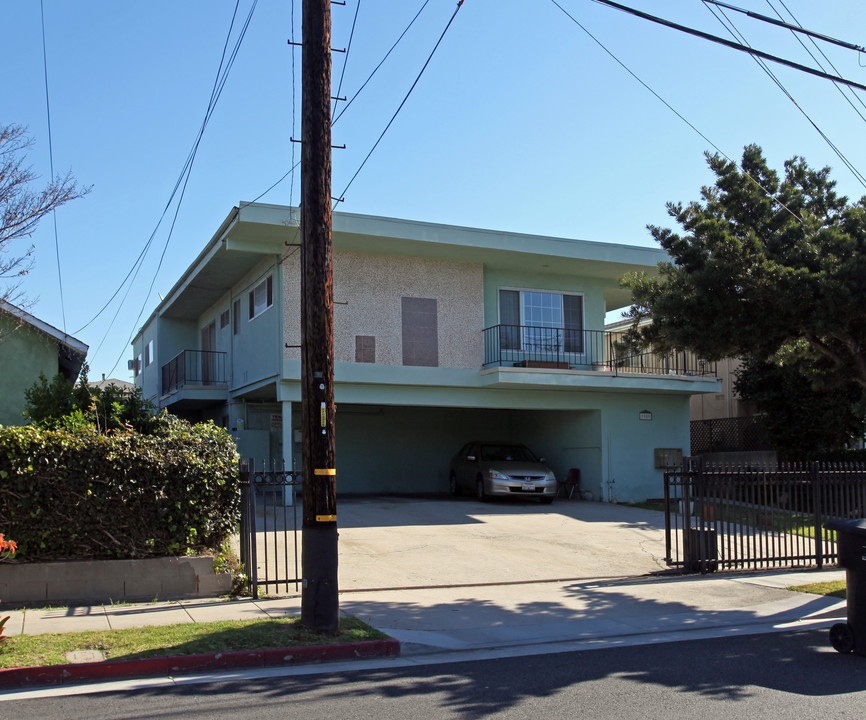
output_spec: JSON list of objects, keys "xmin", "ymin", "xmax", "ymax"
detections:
[
  {"xmin": 0, "ymin": 616, "xmax": 388, "ymax": 669},
  {"xmin": 787, "ymin": 580, "xmax": 847, "ymax": 599}
]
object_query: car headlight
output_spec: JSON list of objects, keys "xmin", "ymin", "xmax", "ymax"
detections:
[
  {"xmin": 488, "ymin": 469, "xmax": 509, "ymax": 481},
  {"xmin": 546, "ymin": 471, "xmax": 556, "ymax": 482}
]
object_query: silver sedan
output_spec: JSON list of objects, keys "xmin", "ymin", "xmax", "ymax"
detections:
[{"xmin": 449, "ymin": 442, "xmax": 557, "ymax": 503}]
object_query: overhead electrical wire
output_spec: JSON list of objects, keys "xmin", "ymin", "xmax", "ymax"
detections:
[
  {"xmin": 76, "ymin": 1, "xmax": 254, "ymax": 338},
  {"xmin": 244, "ymin": 0, "xmax": 435, "ymax": 207},
  {"xmin": 703, "ymin": 2, "xmax": 866, "ymax": 190},
  {"xmin": 764, "ymin": 0, "xmax": 866, "ymax": 122},
  {"xmin": 703, "ymin": 0, "xmax": 865, "ymax": 53},
  {"xmin": 549, "ymin": 0, "xmax": 805, "ymax": 226},
  {"xmin": 39, "ymin": 0, "xmax": 66, "ymax": 332},
  {"xmin": 96, "ymin": 1, "xmax": 260, "ymax": 375},
  {"xmin": 332, "ymin": 0, "xmax": 434, "ymax": 126},
  {"xmin": 336, "ymin": 0, "xmax": 465, "ymax": 204},
  {"xmin": 587, "ymin": 0, "xmax": 866, "ymax": 92},
  {"xmin": 333, "ymin": 0, "xmax": 362, "ymax": 117}
]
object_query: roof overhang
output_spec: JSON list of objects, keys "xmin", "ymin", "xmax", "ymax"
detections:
[{"xmin": 138, "ymin": 203, "xmax": 666, "ymax": 335}]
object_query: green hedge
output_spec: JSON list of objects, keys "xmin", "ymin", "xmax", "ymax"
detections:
[{"xmin": 0, "ymin": 414, "xmax": 240, "ymax": 561}]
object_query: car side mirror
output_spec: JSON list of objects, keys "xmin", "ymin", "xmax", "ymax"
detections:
[
  {"xmin": 466, "ymin": 455, "xmax": 476, "ymax": 462},
  {"xmin": 539, "ymin": 457, "xmax": 546, "ymax": 463}
]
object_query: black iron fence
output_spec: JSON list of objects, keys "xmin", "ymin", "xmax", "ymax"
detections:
[
  {"xmin": 161, "ymin": 350, "xmax": 227, "ymax": 395},
  {"xmin": 664, "ymin": 459, "xmax": 866, "ymax": 573},
  {"xmin": 239, "ymin": 460, "xmax": 302, "ymax": 599},
  {"xmin": 482, "ymin": 325, "xmax": 717, "ymax": 377}
]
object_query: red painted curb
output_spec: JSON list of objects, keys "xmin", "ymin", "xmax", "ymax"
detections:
[{"xmin": 0, "ymin": 638, "xmax": 400, "ymax": 690}]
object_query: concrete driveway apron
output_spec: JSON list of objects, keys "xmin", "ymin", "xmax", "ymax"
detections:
[{"xmin": 334, "ymin": 497, "xmax": 667, "ymax": 591}]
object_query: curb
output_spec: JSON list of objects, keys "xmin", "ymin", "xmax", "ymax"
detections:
[{"xmin": 0, "ymin": 638, "xmax": 400, "ymax": 690}]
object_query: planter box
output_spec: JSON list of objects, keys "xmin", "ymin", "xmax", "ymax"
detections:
[
  {"xmin": 0, "ymin": 556, "xmax": 231, "ymax": 607},
  {"xmin": 514, "ymin": 360, "xmax": 571, "ymax": 369}
]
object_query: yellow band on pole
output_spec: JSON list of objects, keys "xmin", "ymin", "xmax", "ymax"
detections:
[
  {"xmin": 316, "ymin": 515, "xmax": 337, "ymax": 522},
  {"xmin": 314, "ymin": 468, "xmax": 336, "ymax": 475}
]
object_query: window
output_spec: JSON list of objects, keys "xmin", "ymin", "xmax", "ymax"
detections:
[
  {"xmin": 144, "ymin": 340, "xmax": 153, "ymax": 367},
  {"xmin": 248, "ymin": 275, "xmax": 273, "ymax": 320},
  {"xmin": 233, "ymin": 299, "xmax": 241, "ymax": 335},
  {"xmin": 220, "ymin": 309, "xmax": 230, "ymax": 329},
  {"xmin": 499, "ymin": 289, "xmax": 583, "ymax": 353}
]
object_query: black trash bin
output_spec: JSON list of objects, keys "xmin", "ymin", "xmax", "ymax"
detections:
[{"xmin": 825, "ymin": 518, "xmax": 866, "ymax": 656}]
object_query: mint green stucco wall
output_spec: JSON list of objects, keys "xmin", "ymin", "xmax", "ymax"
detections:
[
  {"xmin": 0, "ymin": 316, "xmax": 61, "ymax": 426},
  {"xmin": 483, "ymin": 267, "xmax": 610, "ymax": 331}
]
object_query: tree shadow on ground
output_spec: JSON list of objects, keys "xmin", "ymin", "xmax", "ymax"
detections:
[{"xmin": 40, "ymin": 583, "xmax": 858, "ymax": 719}]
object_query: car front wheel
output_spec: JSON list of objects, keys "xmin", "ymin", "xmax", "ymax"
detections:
[
  {"xmin": 449, "ymin": 472, "xmax": 459, "ymax": 496},
  {"xmin": 476, "ymin": 477, "xmax": 487, "ymax": 502}
]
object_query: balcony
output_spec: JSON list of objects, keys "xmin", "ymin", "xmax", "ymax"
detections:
[
  {"xmin": 482, "ymin": 325, "xmax": 717, "ymax": 377},
  {"xmin": 161, "ymin": 350, "xmax": 228, "ymax": 397}
]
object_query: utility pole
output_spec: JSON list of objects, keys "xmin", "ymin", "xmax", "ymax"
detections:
[{"xmin": 300, "ymin": 0, "xmax": 338, "ymax": 632}]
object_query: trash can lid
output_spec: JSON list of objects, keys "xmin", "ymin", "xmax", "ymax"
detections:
[{"xmin": 825, "ymin": 518, "xmax": 866, "ymax": 535}]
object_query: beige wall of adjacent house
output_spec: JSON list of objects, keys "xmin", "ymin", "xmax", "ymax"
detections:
[
  {"xmin": 283, "ymin": 248, "xmax": 484, "ymax": 369},
  {"xmin": 690, "ymin": 357, "xmax": 755, "ymax": 420}
]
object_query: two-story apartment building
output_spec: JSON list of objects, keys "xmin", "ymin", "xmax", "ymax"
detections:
[{"xmin": 132, "ymin": 203, "xmax": 721, "ymax": 502}]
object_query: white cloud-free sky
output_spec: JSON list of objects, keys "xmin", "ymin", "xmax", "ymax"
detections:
[{"xmin": 5, "ymin": 0, "xmax": 866, "ymax": 378}]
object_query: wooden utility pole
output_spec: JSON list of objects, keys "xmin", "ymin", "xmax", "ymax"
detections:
[{"xmin": 300, "ymin": 0, "xmax": 338, "ymax": 632}]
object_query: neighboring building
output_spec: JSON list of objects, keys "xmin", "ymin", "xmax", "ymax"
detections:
[
  {"xmin": 0, "ymin": 300, "xmax": 88, "ymax": 426},
  {"xmin": 89, "ymin": 374, "xmax": 135, "ymax": 393},
  {"xmin": 132, "ymin": 204, "xmax": 721, "ymax": 502},
  {"xmin": 689, "ymin": 358, "xmax": 756, "ymax": 423}
]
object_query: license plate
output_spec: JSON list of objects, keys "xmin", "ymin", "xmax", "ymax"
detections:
[{"xmin": 521, "ymin": 483, "xmax": 535, "ymax": 491}]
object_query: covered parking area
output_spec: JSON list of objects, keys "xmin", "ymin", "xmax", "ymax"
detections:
[{"xmin": 332, "ymin": 404, "xmax": 602, "ymax": 498}]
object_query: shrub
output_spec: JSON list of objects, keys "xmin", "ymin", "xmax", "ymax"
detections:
[
  {"xmin": 23, "ymin": 364, "xmax": 157, "ymax": 434},
  {"xmin": 0, "ymin": 413, "xmax": 239, "ymax": 561}
]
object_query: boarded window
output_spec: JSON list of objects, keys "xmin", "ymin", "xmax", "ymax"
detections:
[
  {"xmin": 401, "ymin": 297, "xmax": 438, "ymax": 367},
  {"xmin": 355, "ymin": 335, "xmax": 376, "ymax": 363}
]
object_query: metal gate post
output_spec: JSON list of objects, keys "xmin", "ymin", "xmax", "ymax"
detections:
[
  {"xmin": 248, "ymin": 458, "xmax": 260, "ymax": 599},
  {"xmin": 239, "ymin": 462, "xmax": 250, "ymax": 594},
  {"xmin": 812, "ymin": 462, "xmax": 824, "ymax": 570}
]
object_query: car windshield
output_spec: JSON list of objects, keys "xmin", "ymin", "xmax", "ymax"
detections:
[{"xmin": 480, "ymin": 445, "xmax": 538, "ymax": 463}]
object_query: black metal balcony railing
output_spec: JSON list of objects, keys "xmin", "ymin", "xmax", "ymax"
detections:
[
  {"xmin": 482, "ymin": 325, "xmax": 717, "ymax": 377},
  {"xmin": 161, "ymin": 350, "xmax": 227, "ymax": 395}
]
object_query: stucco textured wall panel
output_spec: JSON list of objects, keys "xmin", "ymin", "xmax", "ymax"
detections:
[{"xmin": 283, "ymin": 249, "xmax": 483, "ymax": 369}]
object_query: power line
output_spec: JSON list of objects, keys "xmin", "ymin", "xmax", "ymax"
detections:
[
  {"xmin": 101, "ymin": 1, "xmax": 260, "ymax": 376},
  {"xmin": 40, "ymin": 0, "xmax": 66, "ymax": 332},
  {"xmin": 332, "ymin": 0, "xmax": 434, "ymax": 126},
  {"xmin": 244, "ymin": 0, "xmax": 436, "ymax": 207},
  {"xmin": 333, "ymin": 0, "xmax": 362, "ymax": 116},
  {"xmin": 75, "ymin": 3, "xmax": 251, "ymax": 336},
  {"xmin": 703, "ymin": 2, "xmax": 866, "ymax": 190},
  {"xmin": 765, "ymin": 0, "xmax": 866, "ymax": 122},
  {"xmin": 549, "ymin": 0, "xmax": 806, "ymax": 227},
  {"xmin": 703, "ymin": 0, "xmax": 865, "ymax": 53},
  {"xmin": 336, "ymin": 0, "xmax": 465, "ymax": 203},
  {"xmin": 587, "ymin": 0, "xmax": 866, "ymax": 92}
]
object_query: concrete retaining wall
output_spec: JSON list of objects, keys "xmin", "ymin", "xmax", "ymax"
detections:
[{"xmin": 0, "ymin": 557, "xmax": 232, "ymax": 607}]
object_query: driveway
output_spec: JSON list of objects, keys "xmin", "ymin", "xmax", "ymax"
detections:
[{"xmin": 334, "ymin": 497, "xmax": 668, "ymax": 591}]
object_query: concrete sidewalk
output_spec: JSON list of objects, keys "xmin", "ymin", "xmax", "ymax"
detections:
[{"xmin": 5, "ymin": 568, "xmax": 847, "ymax": 653}]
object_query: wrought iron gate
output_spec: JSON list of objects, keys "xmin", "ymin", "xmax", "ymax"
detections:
[
  {"xmin": 664, "ymin": 458, "xmax": 866, "ymax": 573},
  {"xmin": 239, "ymin": 460, "xmax": 302, "ymax": 598}
]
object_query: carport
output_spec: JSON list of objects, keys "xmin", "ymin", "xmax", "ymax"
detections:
[{"xmin": 332, "ymin": 404, "xmax": 603, "ymax": 497}]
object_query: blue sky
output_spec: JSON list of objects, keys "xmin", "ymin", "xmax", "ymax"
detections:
[{"xmin": 5, "ymin": 0, "xmax": 866, "ymax": 379}]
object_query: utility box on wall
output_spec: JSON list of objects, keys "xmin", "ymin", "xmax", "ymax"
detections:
[{"xmin": 654, "ymin": 448, "xmax": 683, "ymax": 469}]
